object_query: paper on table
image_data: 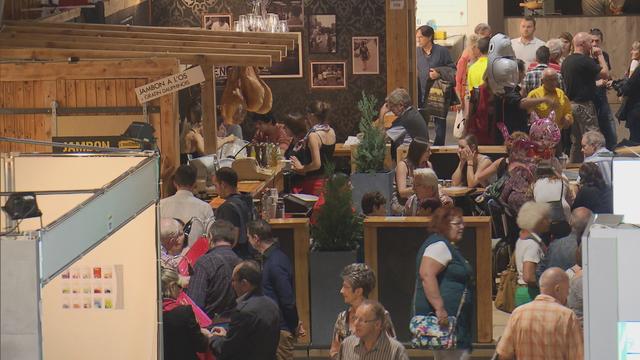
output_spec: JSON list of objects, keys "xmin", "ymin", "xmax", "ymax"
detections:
[
  {"xmin": 290, "ymin": 193, "xmax": 320, "ymax": 203},
  {"xmin": 344, "ymin": 136, "xmax": 360, "ymax": 146}
]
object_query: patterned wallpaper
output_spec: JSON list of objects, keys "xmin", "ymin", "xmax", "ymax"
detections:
[{"xmin": 151, "ymin": 0, "xmax": 387, "ymax": 141}]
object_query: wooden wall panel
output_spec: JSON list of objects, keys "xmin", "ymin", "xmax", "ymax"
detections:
[
  {"xmin": 0, "ymin": 59, "xmax": 179, "ymax": 196},
  {"xmin": 14, "ymin": 81, "xmax": 25, "ymax": 153},
  {"xmin": 23, "ymin": 81, "xmax": 35, "ymax": 152}
]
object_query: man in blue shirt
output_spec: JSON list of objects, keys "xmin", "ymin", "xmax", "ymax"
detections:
[
  {"xmin": 536, "ymin": 207, "xmax": 592, "ymax": 279},
  {"xmin": 247, "ymin": 220, "xmax": 305, "ymax": 360},
  {"xmin": 416, "ymin": 25, "xmax": 456, "ymax": 145}
]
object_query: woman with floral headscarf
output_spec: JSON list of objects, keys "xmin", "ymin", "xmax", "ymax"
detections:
[{"xmin": 499, "ymin": 138, "xmax": 537, "ymax": 214}]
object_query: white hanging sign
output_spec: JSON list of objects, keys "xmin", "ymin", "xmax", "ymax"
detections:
[{"xmin": 135, "ymin": 66, "xmax": 205, "ymax": 103}]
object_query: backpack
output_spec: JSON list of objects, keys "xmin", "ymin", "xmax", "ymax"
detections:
[
  {"xmin": 547, "ymin": 181, "xmax": 571, "ymax": 240},
  {"xmin": 224, "ymin": 194, "xmax": 258, "ymax": 245}
]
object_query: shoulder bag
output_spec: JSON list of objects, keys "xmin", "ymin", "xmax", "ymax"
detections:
[
  {"xmin": 494, "ymin": 252, "xmax": 517, "ymax": 313},
  {"xmin": 410, "ymin": 287, "xmax": 468, "ymax": 349}
]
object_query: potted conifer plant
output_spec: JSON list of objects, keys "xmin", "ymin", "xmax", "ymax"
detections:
[
  {"xmin": 351, "ymin": 91, "xmax": 394, "ymax": 214},
  {"xmin": 308, "ymin": 163, "xmax": 362, "ymax": 345}
]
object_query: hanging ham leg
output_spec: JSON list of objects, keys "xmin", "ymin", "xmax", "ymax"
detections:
[
  {"xmin": 239, "ymin": 66, "xmax": 265, "ymax": 112},
  {"xmin": 255, "ymin": 67, "xmax": 273, "ymax": 114},
  {"xmin": 221, "ymin": 67, "xmax": 247, "ymax": 124}
]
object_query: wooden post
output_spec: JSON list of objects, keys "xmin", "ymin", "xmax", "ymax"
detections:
[
  {"xmin": 385, "ymin": 0, "xmax": 411, "ymax": 94},
  {"xmin": 201, "ymin": 64, "xmax": 217, "ymax": 154}
]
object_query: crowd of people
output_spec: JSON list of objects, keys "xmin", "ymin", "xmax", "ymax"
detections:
[{"xmin": 154, "ymin": 14, "xmax": 640, "ymax": 360}]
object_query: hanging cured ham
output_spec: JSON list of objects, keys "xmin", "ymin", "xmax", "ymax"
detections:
[
  {"xmin": 220, "ymin": 67, "xmax": 247, "ymax": 124},
  {"xmin": 220, "ymin": 66, "xmax": 273, "ymax": 123},
  {"xmin": 255, "ymin": 69, "xmax": 273, "ymax": 114},
  {"xmin": 239, "ymin": 66, "xmax": 265, "ymax": 112}
]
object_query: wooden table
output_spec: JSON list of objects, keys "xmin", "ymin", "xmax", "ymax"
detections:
[
  {"xmin": 441, "ymin": 186, "xmax": 484, "ymax": 198},
  {"xmin": 269, "ymin": 218, "xmax": 311, "ymax": 344},
  {"xmin": 363, "ymin": 216, "xmax": 493, "ymax": 343}
]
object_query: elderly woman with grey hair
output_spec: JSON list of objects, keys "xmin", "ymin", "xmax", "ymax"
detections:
[
  {"xmin": 328, "ymin": 263, "xmax": 397, "ymax": 360},
  {"xmin": 546, "ymin": 38, "xmax": 564, "ymax": 71},
  {"xmin": 514, "ymin": 201, "xmax": 551, "ymax": 307},
  {"xmin": 404, "ymin": 168, "xmax": 453, "ymax": 216},
  {"xmin": 381, "ymin": 88, "xmax": 429, "ymax": 156}
]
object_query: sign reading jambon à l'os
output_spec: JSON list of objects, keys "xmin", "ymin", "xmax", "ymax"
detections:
[{"xmin": 135, "ymin": 66, "xmax": 205, "ymax": 103}]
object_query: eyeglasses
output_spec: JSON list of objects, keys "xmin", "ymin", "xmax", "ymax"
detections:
[
  {"xmin": 353, "ymin": 317, "xmax": 378, "ymax": 324},
  {"xmin": 450, "ymin": 221, "xmax": 465, "ymax": 227}
]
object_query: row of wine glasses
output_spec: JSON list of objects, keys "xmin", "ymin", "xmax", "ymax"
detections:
[{"xmin": 235, "ymin": 13, "xmax": 288, "ymax": 32}]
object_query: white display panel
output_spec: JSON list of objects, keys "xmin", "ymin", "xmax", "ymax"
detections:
[
  {"xmin": 585, "ymin": 226, "xmax": 640, "ymax": 360},
  {"xmin": 416, "ymin": 0, "xmax": 467, "ymax": 27},
  {"xmin": 612, "ymin": 159, "xmax": 640, "ymax": 224}
]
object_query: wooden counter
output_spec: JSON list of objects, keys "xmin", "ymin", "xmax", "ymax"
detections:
[
  {"xmin": 363, "ymin": 216, "xmax": 493, "ymax": 343},
  {"xmin": 209, "ymin": 165, "xmax": 284, "ymax": 209},
  {"xmin": 268, "ymin": 218, "xmax": 311, "ymax": 345}
]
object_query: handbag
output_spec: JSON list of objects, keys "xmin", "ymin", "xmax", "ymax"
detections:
[
  {"xmin": 453, "ymin": 109, "xmax": 466, "ymax": 139},
  {"xmin": 410, "ymin": 287, "xmax": 468, "ymax": 350},
  {"xmin": 495, "ymin": 252, "xmax": 517, "ymax": 313},
  {"xmin": 425, "ymin": 79, "xmax": 452, "ymax": 118}
]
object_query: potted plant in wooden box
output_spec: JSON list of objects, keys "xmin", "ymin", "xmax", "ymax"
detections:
[
  {"xmin": 351, "ymin": 91, "xmax": 394, "ymax": 214},
  {"xmin": 309, "ymin": 164, "xmax": 362, "ymax": 346}
]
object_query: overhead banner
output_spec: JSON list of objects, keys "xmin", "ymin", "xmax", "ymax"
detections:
[{"xmin": 135, "ymin": 66, "xmax": 205, "ymax": 103}]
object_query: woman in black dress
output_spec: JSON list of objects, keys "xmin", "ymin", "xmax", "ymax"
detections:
[{"xmin": 572, "ymin": 162, "xmax": 613, "ymax": 214}]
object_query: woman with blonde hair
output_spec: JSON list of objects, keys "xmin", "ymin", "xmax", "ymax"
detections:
[
  {"xmin": 161, "ymin": 267, "xmax": 208, "ymax": 360},
  {"xmin": 514, "ymin": 201, "xmax": 551, "ymax": 307},
  {"xmin": 404, "ymin": 168, "xmax": 453, "ymax": 216}
]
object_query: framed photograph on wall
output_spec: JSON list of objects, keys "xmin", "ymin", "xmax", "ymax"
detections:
[
  {"xmin": 310, "ymin": 61, "xmax": 347, "ymax": 89},
  {"xmin": 308, "ymin": 15, "xmax": 337, "ymax": 54},
  {"xmin": 352, "ymin": 36, "xmax": 379, "ymax": 75},
  {"xmin": 268, "ymin": 0, "xmax": 304, "ymax": 29},
  {"xmin": 259, "ymin": 32, "xmax": 303, "ymax": 78},
  {"xmin": 202, "ymin": 14, "xmax": 232, "ymax": 31}
]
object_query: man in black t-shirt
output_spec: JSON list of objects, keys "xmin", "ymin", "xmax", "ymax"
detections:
[
  {"xmin": 561, "ymin": 32, "xmax": 609, "ymax": 162},
  {"xmin": 213, "ymin": 167, "xmax": 256, "ymax": 259},
  {"xmin": 589, "ymin": 28, "xmax": 617, "ymax": 150}
]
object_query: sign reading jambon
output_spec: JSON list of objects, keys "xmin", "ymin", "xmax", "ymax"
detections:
[{"xmin": 135, "ymin": 66, "xmax": 205, "ymax": 103}]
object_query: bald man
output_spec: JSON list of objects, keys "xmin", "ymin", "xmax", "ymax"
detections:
[
  {"xmin": 527, "ymin": 68, "xmax": 574, "ymax": 131},
  {"xmin": 496, "ymin": 268, "xmax": 584, "ymax": 360},
  {"xmin": 561, "ymin": 32, "xmax": 609, "ymax": 162}
]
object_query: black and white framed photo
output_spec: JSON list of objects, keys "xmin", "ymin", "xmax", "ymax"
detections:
[
  {"xmin": 352, "ymin": 36, "xmax": 379, "ymax": 75},
  {"xmin": 258, "ymin": 32, "xmax": 303, "ymax": 78},
  {"xmin": 310, "ymin": 61, "xmax": 347, "ymax": 89},
  {"xmin": 202, "ymin": 14, "xmax": 232, "ymax": 31},
  {"xmin": 268, "ymin": 0, "xmax": 304, "ymax": 29},
  {"xmin": 308, "ymin": 15, "xmax": 337, "ymax": 54}
]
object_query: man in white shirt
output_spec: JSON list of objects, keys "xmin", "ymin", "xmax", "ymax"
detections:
[
  {"xmin": 160, "ymin": 164, "xmax": 214, "ymax": 246},
  {"xmin": 511, "ymin": 16, "xmax": 546, "ymax": 68}
]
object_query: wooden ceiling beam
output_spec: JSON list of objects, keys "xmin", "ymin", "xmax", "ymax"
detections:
[
  {"xmin": 0, "ymin": 36, "xmax": 283, "ymax": 62},
  {"xmin": 5, "ymin": 20, "xmax": 300, "ymax": 41},
  {"xmin": 0, "ymin": 30, "xmax": 288, "ymax": 55},
  {"xmin": 0, "ymin": 58, "xmax": 182, "ymax": 81},
  {"xmin": 3, "ymin": 24, "xmax": 296, "ymax": 49},
  {"xmin": 0, "ymin": 48, "xmax": 272, "ymax": 68}
]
